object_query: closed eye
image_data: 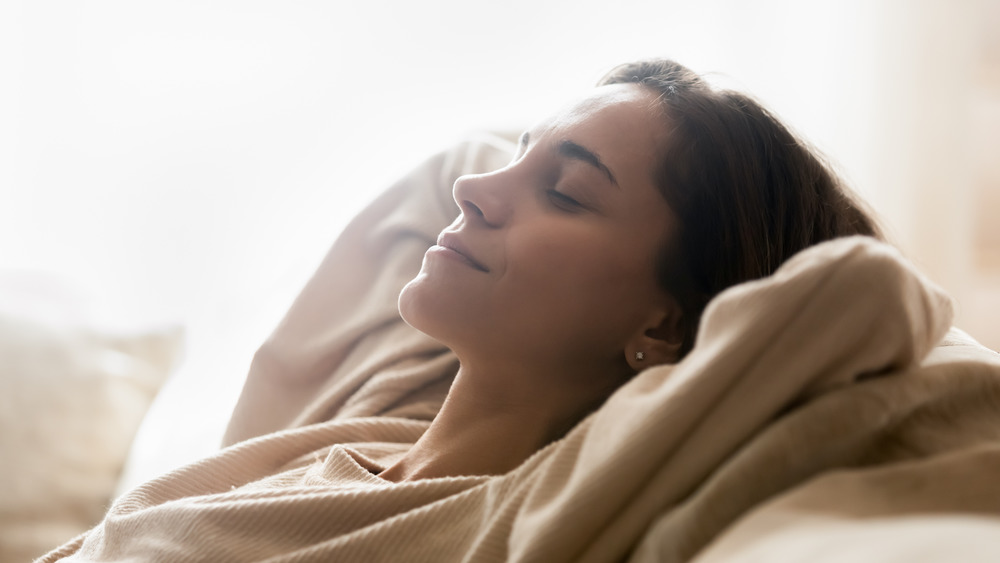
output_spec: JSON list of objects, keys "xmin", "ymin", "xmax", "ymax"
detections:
[{"xmin": 547, "ymin": 189, "xmax": 583, "ymax": 212}]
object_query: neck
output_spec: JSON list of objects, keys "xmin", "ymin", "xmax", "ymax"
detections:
[{"xmin": 378, "ymin": 363, "xmax": 591, "ymax": 482}]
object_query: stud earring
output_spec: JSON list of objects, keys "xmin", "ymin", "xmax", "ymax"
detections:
[{"xmin": 635, "ymin": 351, "xmax": 645, "ymax": 361}]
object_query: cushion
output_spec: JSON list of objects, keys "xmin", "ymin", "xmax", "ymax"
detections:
[{"xmin": 0, "ymin": 272, "xmax": 182, "ymax": 562}]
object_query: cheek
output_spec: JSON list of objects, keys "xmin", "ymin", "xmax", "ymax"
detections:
[
  {"xmin": 513, "ymin": 228, "xmax": 648, "ymax": 286},
  {"xmin": 502, "ymin": 234, "xmax": 655, "ymax": 330}
]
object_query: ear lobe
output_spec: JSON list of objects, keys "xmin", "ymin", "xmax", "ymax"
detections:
[{"xmin": 626, "ymin": 306, "xmax": 685, "ymax": 371}]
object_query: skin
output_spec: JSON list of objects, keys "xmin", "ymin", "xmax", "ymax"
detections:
[{"xmin": 380, "ymin": 84, "xmax": 683, "ymax": 481}]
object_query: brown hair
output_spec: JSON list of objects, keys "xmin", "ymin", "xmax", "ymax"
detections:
[{"xmin": 600, "ymin": 59, "xmax": 883, "ymax": 358}]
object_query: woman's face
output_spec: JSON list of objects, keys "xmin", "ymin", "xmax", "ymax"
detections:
[{"xmin": 399, "ymin": 84, "xmax": 679, "ymax": 379}]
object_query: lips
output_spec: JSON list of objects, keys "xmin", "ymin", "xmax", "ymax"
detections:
[{"xmin": 435, "ymin": 232, "xmax": 490, "ymax": 272}]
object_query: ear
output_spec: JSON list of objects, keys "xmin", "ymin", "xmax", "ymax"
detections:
[{"xmin": 625, "ymin": 298, "xmax": 685, "ymax": 372}]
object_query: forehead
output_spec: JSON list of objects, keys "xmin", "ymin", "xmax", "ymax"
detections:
[
  {"xmin": 532, "ymin": 84, "xmax": 668, "ymax": 185},
  {"xmin": 549, "ymin": 83, "xmax": 661, "ymax": 128}
]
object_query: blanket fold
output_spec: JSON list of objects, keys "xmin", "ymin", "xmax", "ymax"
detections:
[
  {"xmin": 506, "ymin": 237, "xmax": 953, "ymax": 563},
  {"xmin": 630, "ymin": 329, "xmax": 1000, "ymax": 562}
]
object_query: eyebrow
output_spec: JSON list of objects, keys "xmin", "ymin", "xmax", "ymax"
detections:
[{"xmin": 557, "ymin": 140, "xmax": 619, "ymax": 188}]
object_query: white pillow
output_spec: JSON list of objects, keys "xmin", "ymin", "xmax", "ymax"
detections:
[
  {"xmin": 113, "ymin": 330, "xmax": 250, "ymax": 496},
  {"xmin": 0, "ymin": 274, "xmax": 182, "ymax": 562},
  {"xmin": 114, "ymin": 264, "xmax": 306, "ymax": 496}
]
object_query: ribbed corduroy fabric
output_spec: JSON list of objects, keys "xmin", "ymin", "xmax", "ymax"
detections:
[{"xmin": 39, "ymin": 136, "xmax": 969, "ymax": 563}]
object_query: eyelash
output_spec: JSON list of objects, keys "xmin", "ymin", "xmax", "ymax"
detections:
[{"xmin": 546, "ymin": 189, "xmax": 583, "ymax": 211}]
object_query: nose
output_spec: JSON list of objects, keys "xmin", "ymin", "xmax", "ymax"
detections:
[{"xmin": 452, "ymin": 170, "xmax": 510, "ymax": 228}]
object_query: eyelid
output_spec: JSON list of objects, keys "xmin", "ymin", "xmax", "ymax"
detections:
[{"xmin": 546, "ymin": 189, "xmax": 584, "ymax": 212}]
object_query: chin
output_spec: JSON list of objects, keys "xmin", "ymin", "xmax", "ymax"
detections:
[
  {"xmin": 397, "ymin": 278, "xmax": 423, "ymax": 329},
  {"xmin": 398, "ymin": 276, "xmax": 442, "ymax": 336},
  {"xmin": 397, "ymin": 276, "xmax": 469, "ymax": 350}
]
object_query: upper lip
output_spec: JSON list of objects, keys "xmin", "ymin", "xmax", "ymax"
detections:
[{"xmin": 436, "ymin": 232, "xmax": 490, "ymax": 272}]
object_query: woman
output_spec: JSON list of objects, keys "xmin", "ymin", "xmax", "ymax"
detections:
[
  {"xmin": 382, "ymin": 59, "xmax": 881, "ymax": 481},
  {"xmin": 43, "ymin": 60, "xmax": 946, "ymax": 562}
]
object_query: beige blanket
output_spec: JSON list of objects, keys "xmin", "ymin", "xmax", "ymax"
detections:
[{"xmin": 42, "ymin": 136, "xmax": 1000, "ymax": 562}]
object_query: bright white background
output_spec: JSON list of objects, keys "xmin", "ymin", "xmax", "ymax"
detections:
[{"xmin": 2, "ymin": 0, "xmax": 998, "ymax": 393}]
